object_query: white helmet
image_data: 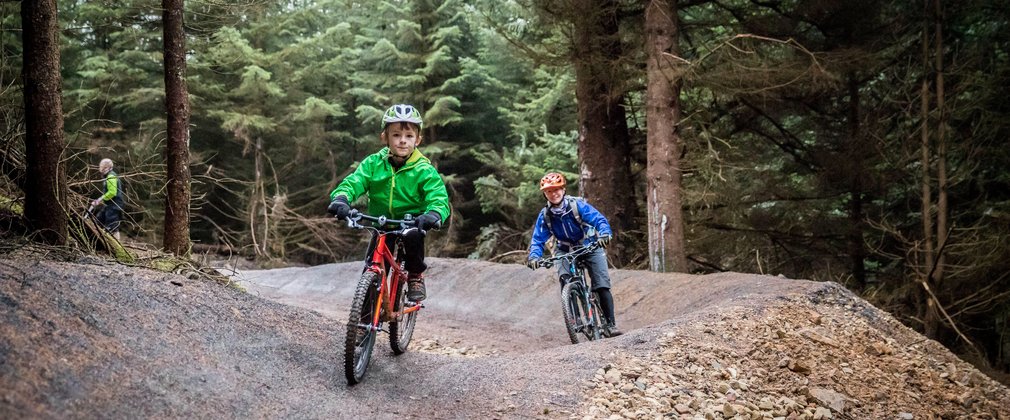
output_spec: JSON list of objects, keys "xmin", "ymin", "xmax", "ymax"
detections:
[{"xmin": 381, "ymin": 104, "xmax": 423, "ymax": 129}]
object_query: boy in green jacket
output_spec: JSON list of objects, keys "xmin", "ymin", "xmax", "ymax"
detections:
[{"xmin": 327, "ymin": 104, "xmax": 450, "ymax": 301}]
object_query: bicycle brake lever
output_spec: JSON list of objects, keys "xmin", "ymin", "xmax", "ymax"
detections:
[{"xmin": 346, "ymin": 210, "xmax": 362, "ymax": 227}]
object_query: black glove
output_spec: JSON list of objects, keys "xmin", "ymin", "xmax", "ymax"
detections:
[
  {"xmin": 526, "ymin": 258, "xmax": 541, "ymax": 270},
  {"xmin": 596, "ymin": 235, "xmax": 612, "ymax": 249},
  {"xmin": 327, "ymin": 196, "xmax": 351, "ymax": 220},
  {"xmin": 416, "ymin": 211, "xmax": 441, "ymax": 230}
]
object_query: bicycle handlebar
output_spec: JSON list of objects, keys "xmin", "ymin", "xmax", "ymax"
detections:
[
  {"xmin": 536, "ymin": 241, "xmax": 602, "ymax": 269},
  {"xmin": 338, "ymin": 209, "xmax": 437, "ymax": 234}
]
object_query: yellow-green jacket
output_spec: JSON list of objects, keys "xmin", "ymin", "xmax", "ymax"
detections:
[
  {"xmin": 329, "ymin": 147, "xmax": 450, "ymax": 222},
  {"xmin": 100, "ymin": 170, "xmax": 123, "ymax": 205}
]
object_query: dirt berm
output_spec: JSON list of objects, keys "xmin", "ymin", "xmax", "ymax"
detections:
[{"xmin": 2, "ymin": 256, "xmax": 1008, "ymax": 419}]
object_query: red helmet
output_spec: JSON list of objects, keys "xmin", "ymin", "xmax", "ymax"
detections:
[{"xmin": 539, "ymin": 172, "xmax": 566, "ymax": 191}]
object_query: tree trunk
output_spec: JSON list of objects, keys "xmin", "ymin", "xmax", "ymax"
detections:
[
  {"xmin": 250, "ymin": 137, "xmax": 267, "ymax": 257},
  {"xmin": 933, "ymin": 0, "xmax": 948, "ymax": 286},
  {"xmin": 923, "ymin": 0, "xmax": 948, "ymax": 339},
  {"xmin": 846, "ymin": 76, "xmax": 866, "ymax": 288},
  {"xmin": 22, "ymin": 0, "xmax": 68, "ymax": 245},
  {"xmin": 917, "ymin": 0, "xmax": 939, "ymax": 339},
  {"xmin": 571, "ymin": 0, "xmax": 636, "ymax": 265},
  {"xmin": 162, "ymin": 0, "xmax": 192, "ymax": 256},
  {"xmin": 918, "ymin": 6, "xmax": 933, "ymax": 279},
  {"xmin": 644, "ymin": 0, "xmax": 688, "ymax": 272}
]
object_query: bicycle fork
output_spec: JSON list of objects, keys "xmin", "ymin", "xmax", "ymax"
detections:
[
  {"xmin": 582, "ymin": 288, "xmax": 597, "ymax": 332},
  {"xmin": 356, "ymin": 275, "xmax": 424, "ymax": 333}
]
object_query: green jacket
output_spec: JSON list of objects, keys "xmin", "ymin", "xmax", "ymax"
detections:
[{"xmin": 330, "ymin": 147, "xmax": 450, "ymax": 222}]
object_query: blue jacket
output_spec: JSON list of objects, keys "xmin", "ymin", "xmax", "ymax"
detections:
[{"xmin": 528, "ymin": 196, "xmax": 613, "ymax": 260}]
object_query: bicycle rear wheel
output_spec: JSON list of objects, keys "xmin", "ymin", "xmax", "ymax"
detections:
[
  {"xmin": 389, "ymin": 275, "xmax": 418, "ymax": 354},
  {"xmin": 561, "ymin": 281, "xmax": 594, "ymax": 344},
  {"xmin": 344, "ymin": 270, "xmax": 380, "ymax": 385}
]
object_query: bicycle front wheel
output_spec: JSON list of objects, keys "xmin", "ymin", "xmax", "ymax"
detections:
[
  {"xmin": 561, "ymin": 281, "xmax": 594, "ymax": 344},
  {"xmin": 389, "ymin": 276, "xmax": 418, "ymax": 354},
  {"xmin": 344, "ymin": 270, "xmax": 380, "ymax": 385}
]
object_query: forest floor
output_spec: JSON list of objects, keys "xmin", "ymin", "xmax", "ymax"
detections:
[{"xmin": 2, "ymin": 250, "xmax": 1009, "ymax": 419}]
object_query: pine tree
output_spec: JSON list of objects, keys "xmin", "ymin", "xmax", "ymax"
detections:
[
  {"xmin": 22, "ymin": 0, "xmax": 68, "ymax": 244},
  {"xmin": 163, "ymin": 0, "xmax": 191, "ymax": 255}
]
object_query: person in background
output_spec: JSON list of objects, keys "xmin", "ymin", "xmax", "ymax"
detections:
[{"xmin": 91, "ymin": 158, "xmax": 124, "ymax": 240}]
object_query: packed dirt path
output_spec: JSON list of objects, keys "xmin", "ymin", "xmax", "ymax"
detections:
[
  {"xmin": 2, "ymin": 255, "xmax": 1009, "ymax": 419},
  {"xmin": 234, "ymin": 258, "xmax": 816, "ymax": 356}
]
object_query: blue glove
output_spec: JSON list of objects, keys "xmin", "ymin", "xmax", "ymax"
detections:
[
  {"xmin": 596, "ymin": 235, "xmax": 612, "ymax": 249},
  {"xmin": 327, "ymin": 196, "xmax": 351, "ymax": 220},
  {"xmin": 416, "ymin": 211, "xmax": 441, "ymax": 230}
]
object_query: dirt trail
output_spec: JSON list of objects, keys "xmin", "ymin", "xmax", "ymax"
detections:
[
  {"xmin": 2, "ymin": 256, "xmax": 1008, "ymax": 419},
  {"xmin": 235, "ymin": 258, "xmax": 814, "ymax": 355}
]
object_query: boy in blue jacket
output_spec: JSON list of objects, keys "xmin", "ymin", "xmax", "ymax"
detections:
[{"xmin": 526, "ymin": 172, "xmax": 621, "ymax": 337}]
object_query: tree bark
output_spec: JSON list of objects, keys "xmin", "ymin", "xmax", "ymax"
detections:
[
  {"xmin": 644, "ymin": 0, "xmax": 688, "ymax": 272},
  {"xmin": 571, "ymin": 0, "xmax": 636, "ymax": 265},
  {"xmin": 846, "ymin": 76, "xmax": 866, "ymax": 288},
  {"xmin": 22, "ymin": 0, "xmax": 68, "ymax": 245},
  {"xmin": 162, "ymin": 0, "xmax": 192, "ymax": 256},
  {"xmin": 917, "ymin": 0, "xmax": 941, "ymax": 339},
  {"xmin": 923, "ymin": 0, "xmax": 948, "ymax": 339},
  {"xmin": 933, "ymin": 0, "xmax": 948, "ymax": 286},
  {"xmin": 918, "ymin": 3, "xmax": 933, "ymax": 280}
]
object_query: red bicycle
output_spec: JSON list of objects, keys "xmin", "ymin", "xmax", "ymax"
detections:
[{"xmin": 341, "ymin": 210, "xmax": 423, "ymax": 385}]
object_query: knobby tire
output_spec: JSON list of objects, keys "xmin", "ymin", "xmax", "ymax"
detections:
[
  {"xmin": 389, "ymin": 274, "xmax": 418, "ymax": 354},
  {"xmin": 561, "ymin": 281, "xmax": 588, "ymax": 344},
  {"xmin": 344, "ymin": 270, "xmax": 380, "ymax": 385}
]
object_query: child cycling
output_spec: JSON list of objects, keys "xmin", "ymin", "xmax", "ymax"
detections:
[
  {"xmin": 327, "ymin": 104, "xmax": 450, "ymax": 302},
  {"xmin": 526, "ymin": 172, "xmax": 622, "ymax": 337}
]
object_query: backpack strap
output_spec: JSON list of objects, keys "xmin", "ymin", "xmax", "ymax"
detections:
[
  {"xmin": 567, "ymin": 196, "xmax": 592, "ymax": 229},
  {"xmin": 541, "ymin": 196, "xmax": 591, "ymax": 234},
  {"xmin": 540, "ymin": 206, "xmax": 551, "ymax": 232},
  {"xmin": 568, "ymin": 197, "xmax": 583, "ymax": 227}
]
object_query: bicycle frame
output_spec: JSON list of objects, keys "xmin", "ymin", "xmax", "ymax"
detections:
[
  {"xmin": 348, "ymin": 212, "xmax": 423, "ymax": 329},
  {"xmin": 342, "ymin": 210, "xmax": 427, "ymax": 385}
]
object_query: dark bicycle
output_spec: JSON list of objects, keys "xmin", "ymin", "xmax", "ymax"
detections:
[
  {"xmin": 340, "ymin": 210, "xmax": 425, "ymax": 385},
  {"xmin": 536, "ymin": 241, "xmax": 611, "ymax": 344}
]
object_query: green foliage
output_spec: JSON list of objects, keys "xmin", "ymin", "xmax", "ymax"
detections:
[
  {"xmin": 472, "ymin": 129, "xmax": 578, "ymax": 227},
  {"xmin": 467, "ymin": 224, "xmax": 502, "ymax": 259}
]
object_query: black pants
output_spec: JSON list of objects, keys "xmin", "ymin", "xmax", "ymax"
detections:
[
  {"xmin": 400, "ymin": 228, "xmax": 427, "ymax": 274},
  {"xmin": 364, "ymin": 228, "xmax": 427, "ymax": 275},
  {"xmin": 95, "ymin": 202, "xmax": 123, "ymax": 233}
]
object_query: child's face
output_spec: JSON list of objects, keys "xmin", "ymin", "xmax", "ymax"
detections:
[
  {"xmin": 382, "ymin": 123, "xmax": 420, "ymax": 161},
  {"xmin": 543, "ymin": 187, "xmax": 565, "ymax": 206}
]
